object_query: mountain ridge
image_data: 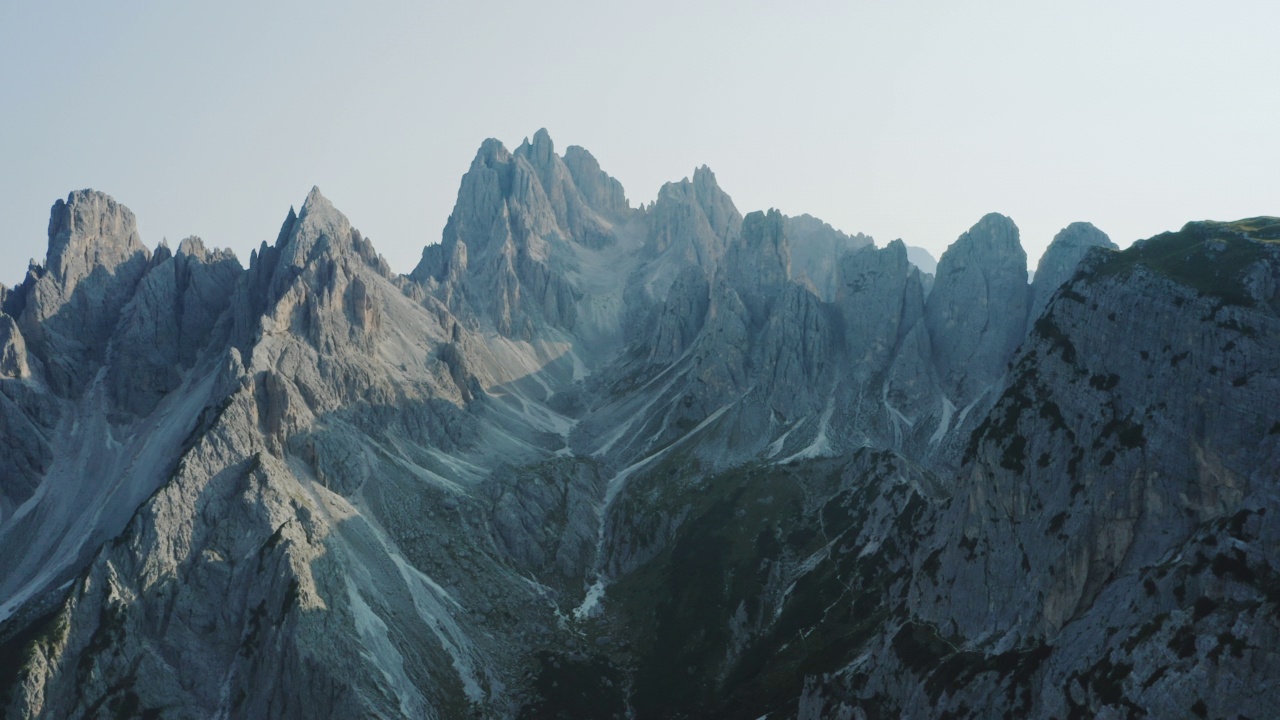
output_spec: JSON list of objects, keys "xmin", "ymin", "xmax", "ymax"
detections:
[{"xmin": 1, "ymin": 132, "xmax": 1278, "ymax": 719}]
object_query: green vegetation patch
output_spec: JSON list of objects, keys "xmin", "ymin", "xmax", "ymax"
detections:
[{"xmin": 1091, "ymin": 217, "xmax": 1280, "ymax": 307}]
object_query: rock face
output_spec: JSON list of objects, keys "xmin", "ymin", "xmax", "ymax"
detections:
[
  {"xmin": 835, "ymin": 239, "xmax": 927, "ymax": 380},
  {"xmin": 106, "ymin": 237, "xmax": 241, "ymax": 416},
  {"xmin": 784, "ymin": 213, "xmax": 872, "ymax": 300},
  {"xmin": 638, "ymin": 165, "xmax": 740, "ymax": 301},
  {"xmin": 15, "ymin": 190, "xmax": 151, "ymax": 395},
  {"xmin": 2, "ymin": 141, "xmax": 1278, "ymax": 720},
  {"xmin": 411, "ymin": 130, "xmax": 637, "ymax": 341},
  {"xmin": 1030, "ymin": 221, "xmax": 1118, "ymax": 320},
  {"xmin": 925, "ymin": 212, "xmax": 1030, "ymax": 403}
]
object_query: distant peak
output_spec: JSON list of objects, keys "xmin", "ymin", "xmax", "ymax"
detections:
[
  {"xmin": 517, "ymin": 128, "xmax": 556, "ymax": 167},
  {"xmin": 961, "ymin": 212, "xmax": 1022, "ymax": 251},
  {"xmin": 563, "ymin": 144, "xmax": 596, "ymax": 163},
  {"xmin": 1049, "ymin": 221, "xmax": 1116, "ymax": 250},
  {"xmin": 302, "ymin": 186, "xmax": 332, "ymax": 213},
  {"xmin": 742, "ymin": 208, "xmax": 787, "ymax": 239},
  {"xmin": 177, "ymin": 236, "xmax": 207, "ymax": 258},
  {"xmin": 44, "ymin": 188, "xmax": 147, "ymax": 284},
  {"xmin": 474, "ymin": 137, "xmax": 512, "ymax": 167},
  {"xmin": 975, "ymin": 211, "xmax": 1017, "ymax": 230}
]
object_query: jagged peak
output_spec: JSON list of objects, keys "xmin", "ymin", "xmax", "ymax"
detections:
[
  {"xmin": 973, "ymin": 211, "xmax": 1018, "ymax": 233},
  {"xmin": 514, "ymin": 127, "xmax": 555, "ymax": 167},
  {"xmin": 43, "ymin": 189, "xmax": 149, "ymax": 286},
  {"xmin": 151, "ymin": 243, "xmax": 174, "ymax": 267},
  {"xmin": 1047, "ymin": 221, "xmax": 1116, "ymax": 251},
  {"xmin": 883, "ymin": 237, "xmax": 910, "ymax": 261},
  {"xmin": 533, "ymin": 127, "xmax": 552, "ymax": 144},
  {"xmin": 657, "ymin": 165, "xmax": 733, "ymax": 208},
  {"xmin": 473, "ymin": 137, "xmax": 513, "ymax": 169},
  {"xmin": 563, "ymin": 144, "xmax": 597, "ymax": 165},
  {"xmin": 300, "ymin": 186, "xmax": 334, "ymax": 217},
  {"xmin": 177, "ymin": 236, "xmax": 207, "ymax": 258},
  {"xmin": 264, "ymin": 188, "xmax": 366, "ymax": 279},
  {"xmin": 940, "ymin": 212, "xmax": 1025, "ymax": 267},
  {"xmin": 742, "ymin": 208, "xmax": 787, "ymax": 239},
  {"xmin": 564, "ymin": 144, "xmax": 632, "ymax": 217},
  {"xmin": 175, "ymin": 235, "xmax": 238, "ymax": 265}
]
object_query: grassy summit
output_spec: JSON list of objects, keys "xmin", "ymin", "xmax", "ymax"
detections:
[{"xmin": 1095, "ymin": 217, "xmax": 1280, "ymax": 306}]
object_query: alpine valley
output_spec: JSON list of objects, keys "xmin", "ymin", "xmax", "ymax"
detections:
[{"xmin": 1, "ymin": 130, "xmax": 1278, "ymax": 719}]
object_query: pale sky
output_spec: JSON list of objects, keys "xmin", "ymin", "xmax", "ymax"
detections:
[{"xmin": 2, "ymin": 1, "xmax": 1278, "ymax": 287}]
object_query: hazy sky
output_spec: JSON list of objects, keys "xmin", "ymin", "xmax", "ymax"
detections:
[{"xmin": 3, "ymin": 1, "xmax": 1278, "ymax": 286}]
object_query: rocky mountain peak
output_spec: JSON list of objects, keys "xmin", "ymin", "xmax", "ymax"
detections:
[
  {"xmin": 5, "ymin": 137, "xmax": 1277, "ymax": 720},
  {"xmin": 836, "ymin": 238, "xmax": 926, "ymax": 381},
  {"xmin": 785, "ymin": 213, "xmax": 874, "ymax": 301},
  {"xmin": 958, "ymin": 212, "xmax": 1022, "ymax": 257},
  {"xmin": 563, "ymin": 144, "xmax": 630, "ymax": 219},
  {"xmin": 7, "ymin": 190, "xmax": 152, "ymax": 394},
  {"xmin": 518, "ymin": 127, "xmax": 556, "ymax": 170},
  {"xmin": 925, "ymin": 212, "xmax": 1029, "ymax": 402},
  {"xmin": 723, "ymin": 209, "xmax": 791, "ymax": 326},
  {"xmin": 412, "ymin": 131, "xmax": 633, "ymax": 337},
  {"xmin": 271, "ymin": 186, "xmax": 384, "ymax": 278},
  {"xmin": 43, "ymin": 189, "xmax": 149, "ymax": 288},
  {"xmin": 905, "ymin": 244, "xmax": 938, "ymax": 276},
  {"xmin": 690, "ymin": 165, "xmax": 740, "ymax": 241},
  {"xmin": 474, "ymin": 137, "xmax": 513, "ymax": 169},
  {"xmin": 176, "ymin": 235, "xmax": 209, "ymax": 260},
  {"xmin": 1030, "ymin": 221, "xmax": 1117, "ymax": 319}
]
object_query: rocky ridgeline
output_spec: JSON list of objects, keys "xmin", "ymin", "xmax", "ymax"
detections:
[{"xmin": 1, "ymin": 132, "xmax": 1277, "ymax": 719}]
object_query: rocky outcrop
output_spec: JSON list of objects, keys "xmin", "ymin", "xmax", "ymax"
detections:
[
  {"xmin": 647, "ymin": 266, "xmax": 711, "ymax": 365},
  {"xmin": 835, "ymin": 239, "xmax": 927, "ymax": 379},
  {"xmin": 756, "ymin": 281, "xmax": 834, "ymax": 420},
  {"xmin": 106, "ymin": 237, "xmax": 241, "ymax": 416},
  {"xmin": 785, "ymin": 214, "xmax": 872, "ymax": 301},
  {"xmin": 0, "ymin": 314, "xmax": 30, "ymax": 379},
  {"xmin": 925, "ymin": 212, "xmax": 1030, "ymax": 403},
  {"xmin": 411, "ymin": 131, "xmax": 635, "ymax": 339},
  {"xmin": 722, "ymin": 209, "xmax": 791, "ymax": 327},
  {"xmin": 639, "ymin": 166, "xmax": 741, "ymax": 297},
  {"xmin": 563, "ymin": 144, "xmax": 632, "ymax": 222},
  {"xmin": 13, "ymin": 190, "xmax": 151, "ymax": 395},
  {"xmin": 1029, "ymin": 221, "xmax": 1117, "ymax": 320}
]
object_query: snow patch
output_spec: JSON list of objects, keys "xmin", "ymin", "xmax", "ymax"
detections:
[
  {"xmin": 781, "ymin": 398, "xmax": 835, "ymax": 463},
  {"xmin": 929, "ymin": 396, "xmax": 957, "ymax": 445},
  {"xmin": 572, "ymin": 579, "xmax": 606, "ymax": 621}
]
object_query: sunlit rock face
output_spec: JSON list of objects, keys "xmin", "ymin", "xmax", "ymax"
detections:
[{"xmin": 2, "ymin": 135, "xmax": 1278, "ymax": 720}]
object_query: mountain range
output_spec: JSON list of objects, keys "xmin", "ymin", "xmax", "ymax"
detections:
[{"xmin": 1, "ymin": 129, "xmax": 1278, "ymax": 719}]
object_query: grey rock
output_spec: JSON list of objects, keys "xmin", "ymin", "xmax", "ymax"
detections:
[
  {"xmin": 722, "ymin": 209, "xmax": 791, "ymax": 327},
  {"xmin": 641, "ymin": 166, "xmax": 740, "ymax": 284},
  {"xmin": 835, "ymin": 239, "xmax": 926, "ymax": 379},
  {"xmin": 1029, "ymin": 221, "xmax": 1117, "ymax": 320},
  {"xmin": 647, "ymin": 266, "xmax": 710, "ymax": 365},
  {"xmin": 925, "ymin": 212, "xmax": 1030, "ymax": 403},
  {"xmin": 106, "ymin": 237, "xmax": 241, "ymax": 416},
  {"xmin": 16, "ymin": 190, "xmax": 151, "ymax": 395},
  {"xmin": 3, "ymin": 151, "xmax": 1278, "ymax": 720},
  {"xmin": 784, "ymin": 213, "xmax": 872, "ymax": 301},
  {"xmin": 563, "ymin": 145, "xmax": 631, "ymax": 221},
  {"xmin": 0, "ymin": 314, "xmax": 30, "ymax": 379}
]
